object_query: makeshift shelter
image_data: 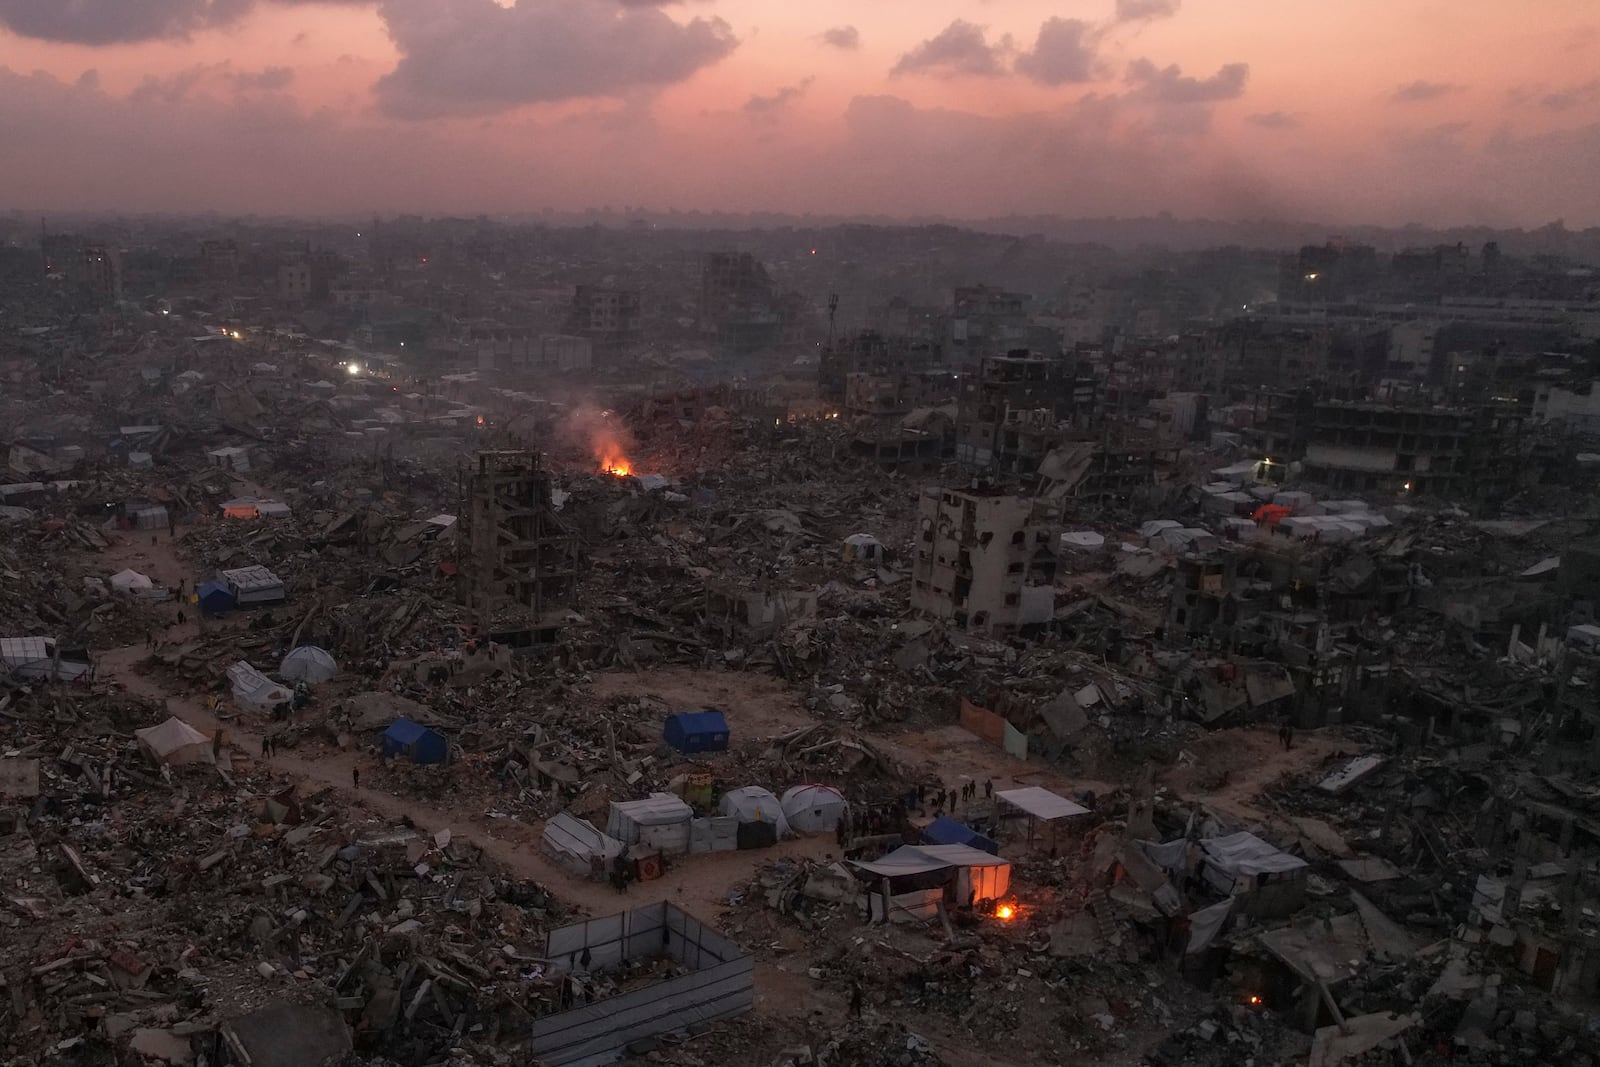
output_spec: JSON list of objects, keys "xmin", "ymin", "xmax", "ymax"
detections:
[
  {"xmin": 222, "ymin": 499, "xmax": 260, "ymax": 520},
  {"xmin": 1060, "ymin": 531, "xmax": 1105, "ymax": 551},
  {"xmin": 126, "ymin": 503, "xmax": 168, "ymax": 529},
  {"xmin": 607, "ymin": 793, "xmax": 695, "ymax": 854},
  {"xmin": 227, "ymin": 661, "xmax": 293, "ymax": 711},
  {"xmin": 852, "ymin": 844, "xmax": 1012, "ymax": 922},
  {"xmin": 781, "ymin": 783, "xmax": 849, "ymax": 833},
  {"xmin": 109, "ymin": 568, "xmax": 155, "ymax": 595},
  {"xmin": 1200, "ymin": 831, "xmax": 1308, "ymax": 918},
  {"xmin": 662, "ymin": 709, "xmax": 730, "ymax": 755},
  {"xmin": 842, "ymin": 533, "xmax": 885, "ymax": 562},
  {"xmin": 196, "ymin": 579, "xmax": 236, "ymax": 616},
  {"xmin": 922, "ymin": 816, "xmax": 999, "ymax": 855},
  {"xmin": 280, "ymin": 645, "xmax": 338, "ymax": 684},
  {"xmin": 996, "ymin": 786, "xmax": 1091, "ymax": 848},
  {"xmin": 221, "ymin": 565, "xmax": 285, "ymax": 606},
  {"xmin": 541, "ymin": 812, "xmax": 624, "ymax": 879},
  {"xmin": 135, "ymin": 717, "xmax": 213, "ymax": 766},
  {"xmin": 0, "ymin": 636, "xmax": 93, "ymax": 682},
  {"xmin": 256, "ymin": 500, "xmax": 292, "ymax": 520},
  {"xmin": 717, "ymin": 786, "xmax": 791, "ymax": 847},
  {"xmin": 381, "ymin": 718, "xmax": 449, "ymax": 765}
]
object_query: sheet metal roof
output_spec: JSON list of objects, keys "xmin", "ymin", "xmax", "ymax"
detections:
[{"xmin": 995, "ymin": 786, "xmax": 1090, "ymax": 821}]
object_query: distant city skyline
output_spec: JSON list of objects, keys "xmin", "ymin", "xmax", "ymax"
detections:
[{"xmin": 1, "ymin": 0, "xmax": 1597, "ymax": 227}]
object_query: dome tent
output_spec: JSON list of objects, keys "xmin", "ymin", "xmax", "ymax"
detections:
[
  {"xmin": 717, "ymin": 786, "xmax": 791, "ymax": 837},
  {"xmin": 780, "ymin": 783, "xmax": 849, "ymax": 833},
  {"xmin": 280, "ymin": 645, "xmax": 338, "ymax": 684}
]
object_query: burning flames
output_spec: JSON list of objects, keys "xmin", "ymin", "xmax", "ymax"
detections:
[
  {"xmin": 601, "ymin": 453, "xmax": 632, "ymax": 477},
  {"xmin": 994, "ymin": 904, "xmax": 1016, "ymax": 921},
  {"xmin": 1246, "ymin": 995, "xmax": 1263, "ymax": 1006}
]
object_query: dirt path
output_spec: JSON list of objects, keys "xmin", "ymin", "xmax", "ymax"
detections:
[{"xmin": 1165, "ymin": 724, "xmax": 1351, "ymax": 824}]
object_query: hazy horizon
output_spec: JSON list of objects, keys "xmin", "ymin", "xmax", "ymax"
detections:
[{"xmin": 2, "ymin": 1, "xmax": 1598, "ymax": 228}]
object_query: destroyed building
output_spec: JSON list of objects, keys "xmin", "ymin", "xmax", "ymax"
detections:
[{"xmin": 911, "ymin": 484, "xmax": 1059, "ymax": 633}]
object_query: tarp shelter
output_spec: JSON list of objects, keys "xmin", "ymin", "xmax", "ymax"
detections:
[
  {"xmin": 280, "ymin": 645, "xmax": 338, "ymax": 684},
  {"xmin": 996, "ymin": 786, "xmax": 1091, "ymax": 848},
  {"xmin": 662, "ymin": 710, "xmax": 730, "ymax": 755},
  {"xmin": 196, "ymin": 579, "xmax": 235, "ymax": 616},
  {"xmin": 0, "ymin": 636, "xmax": 92, "ymax": 682},
  {"xmin": 109, "ymin": 568, "xmax": 154, "ymax": 594},
  {"xmin": 227, "ymin": 661, "xmax": 293, "ymax": 710},
  {"xmin": 781, "ymin": 783, "xmax": 849, "ymax": 833},
  {"xmin": 1060, "ymin": 531, "xmax": 1105, "ymax": 551},
  {"xmin": 256, "ymin": 500, "xmax": 292, "ymax": 519},
  {"xmin": 717, "ymin": 786, "xmax": 791, "ymax": 843},
  {"xmin": 922, "ymin": 816, "xmax": 999, "ymax": 855},
  {"xmin": 1201, "ymin": 831, "xmax": 1308, "ymax": 918},
  {"xmin": 541, "ymin": 812, "xmax": 624, "ymax": 878},
  {"xmin": 135, "ymin": 717, "xmax": 213, "ymax": 766},
  {"xmin": 382, "ymin": 718, "xmax": 449, "ymax": 765},
  {"xmin": 222, "ymin": 499, "xmax": 260, "ymax": 520},
  {"xmin": 842, "ymin": 533, "xmax": 884, "ymax": 562},
  {"xmin": 221, "ymin": 565, "xmax": 285, "ymax": 606},
  {"xmin": 127, "ymin": 503, "xmax": 168, "ymax": 529},
  {"xmin": 607, "ymin": 793, "xmax": 694, "ymax": 854},
  {"xmin": 852, "ymin": 844, "xmax": 1012, "ymax": 921}
]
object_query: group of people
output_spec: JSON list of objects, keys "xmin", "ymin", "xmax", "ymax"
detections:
[{"xmin": 923, "ymin": 777, "xmax": 994, "ymax": 818}]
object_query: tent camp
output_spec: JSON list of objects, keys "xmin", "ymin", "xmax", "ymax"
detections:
[
  {"xmin": 135, "ymin": 717, "xmax": 213, "ymax": 766},
  {"xmin": 280, "ymin": 645, "xmax": 338, "ymax": 684},
  {"xmin": 227, "ymin": 661, "xmax": 293, "ymax": 711},
  {"xmin": 717, "ymin": 786, "xmax": 791, "ymax": 846},
  {"xmin": 781, "ymin": 783, "xmax": 849, "ymax": 833},
  {"xmin": 109, "ymin": 568, "xmax": 155, "ymax": 595},
  {"xmin": 541, "ymin": 812, "xmax": 624, "ymax": 878},
  {"xmin": 607, "ymin": 793, "xmax": 694, "ymax": 854},
  {"xmin": 922, "ymin": 816, "xmax": 999, "ymax": 855},
  {"xmin": 852, "ymin": 844, "xmax": 1012, "ymax": 921},
  {"xmin": 662, "ymin": 710, "xmax": 730, "ymax": 754},
  {"xmin": 0, "ymin": 636, "xmax": 93, "ymax": 682},
  {"xmin": 382, "ymin": 718, "xmax": 449, "ymax": 765},
  {"xmin": 196, "ymin": 579, "xmax": 236, "ymax": 616}
]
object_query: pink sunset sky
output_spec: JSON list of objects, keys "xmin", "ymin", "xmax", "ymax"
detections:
[{"xmin": 1, "ymin": 0, "xmax": 1597, "ymax": 225}]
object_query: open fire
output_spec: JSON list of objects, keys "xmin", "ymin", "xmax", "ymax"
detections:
[{"xmin": 994, "ymin": 904, "xmax": 1016, "ymax": 921}]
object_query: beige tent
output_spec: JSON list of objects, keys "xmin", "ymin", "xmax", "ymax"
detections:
[{"xmin": 135, "ymin": 717, "xmax": 214, "ymax": 766}]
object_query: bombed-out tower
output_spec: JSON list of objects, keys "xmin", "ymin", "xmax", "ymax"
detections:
[{"xmin": 459, "ymin": 449, "xmax": 578, "ymax": 643}]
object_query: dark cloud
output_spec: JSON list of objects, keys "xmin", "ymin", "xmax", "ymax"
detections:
[
  {"xmin": 1127, "ymin": 58, "xmax": 1248, "ymax": 103},
  {"xmin": 1248, "ymin": 110, "xmax": 1300, "ymax": 129},
  {"xmin": 0, "ymin": 0, "xmax": 367, "ymax": 46},
  {"xmin": 744, "ymin": 77, "xmax": 812, "ymax": 122},
  {"xmin": 1517, "ymin": 79, "xmax": 1600, "ymax": 112},
  {"xmin": 1015, "ymin": 18, "xmax": 1098, "ymax": 86},
  {"xmin": 819, "ymin": 25, "xmax": 859, "ymax": 51},
  {"xmin": 1391, "ymin": 80, "xmax": 1459, "ymax": 103},
  {"xmin": 374, "ymin": 0, "xmax": 738, "ymax": 119},
  {"xmin": 891, "ymin": 20, "xmax": 1009, "ymax": 79},
  {"xmin": 1116, "ymin": 0, "xmax": 1181, "ymax": 21}
]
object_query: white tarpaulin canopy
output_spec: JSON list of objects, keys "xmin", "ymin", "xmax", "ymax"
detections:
[
  {"xmin": 135, "ymin": 717, "xmax": 213, "ymax": 765},
  {"xmin": 227, "ymin": 661, "xmax": 293, "ymax": 710},
  {"xmin": 996, "ymin": 786, "xmax": 1090, "ymax": 821},
  {"xmin": 780, "ymin": 783, "xmax": 849, "ymax": 833},
  {"xmin": 110, "ymin": 568, "xmax": 154, "ymax": 593},
  {"xmin": 1201, "ymin": 831, "xmax": 1308, "ymax": 889},
  {"xmin": 852, "ymin": 843, "xmax": 1012, "ymax": 901},
  {"xmin": 541, "ymin": 812, "xmax": 623, "ymax": 877},
  {"xmin": 280, "ymin": 645, "xmax": 338, "ymax": 684},
  {"xmin": 717, "ymin": 786, "xmax": 791, "ymax": 836}
]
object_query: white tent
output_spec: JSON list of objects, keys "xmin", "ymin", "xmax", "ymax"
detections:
[
  {"xmin": 780, "ymin": 783, "xmax": 849, "ymax": 833},
  {"xmin": 717, "ymin": 786, "xmax": 791, "ymax": 836},
  {"xmin": 842, "ymin": 533, "xmax": 884, "ymax": 562},
  {"xmin": 227, "ymin": 661, "xmax": 293, "ymax": 710},
  {"xmin": 280, "ymin": 645, "xmax": 338, "ymax": 684},
  {"xmin": 135, "ymin": 717, "xmax": 214, "ymax": 766},
  {"xmin": 541, "ymin": 812, "xmax": 624, "ymax": 878},
  {"xmin": 110, "ymin": 568, "xmax": 155, "ymax": 594},
  {"xmin": 606, "ymin": 793, "xmax": 694, "ymax": 854}
]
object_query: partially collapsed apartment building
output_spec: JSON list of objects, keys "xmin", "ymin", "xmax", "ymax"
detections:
[{"xmin": 911, "ymin": 484, "xmax": 1059, "ymax": 634}]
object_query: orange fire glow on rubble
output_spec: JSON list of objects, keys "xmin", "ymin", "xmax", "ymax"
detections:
[
  {"xmin": 597, "ymin": 442, "xmax": 632, "ymax": 477},
  {"xmin": 994, "ymin": 904, "xmax": 1016, "ymax": 921}
]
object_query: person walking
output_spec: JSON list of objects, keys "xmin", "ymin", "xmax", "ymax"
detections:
[
  {"xmin": 984, "ymin": 779, "xmax": 993, "ymax": 800},
  {"xmin": 176, "ymin": 610, "xmax": 186, "ymax": 626},
  {"xmin": 212, "ymin": 730, "xmax": 223, "ymax": 760},
  {"xmin": 261, "ymin": 736, "xmax": 270, "ymax": 757},
  {"xmin": 351, "ymin": 766, "xmax": 360, "ymax": 790},
  {"xmin": 849, "ymin": 982, "xmax": 864, "ymax": 1018}
]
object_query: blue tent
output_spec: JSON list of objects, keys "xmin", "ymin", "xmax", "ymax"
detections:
[
  {"xmin": 381, "ymin": 718, "xmax": 448, "ymax": 765},
  {"xmin": 195, "ymin": 579, "xmax": 236, "ymax": 617},
  {"xmin": 922, "ymin": 816, "xmax": 999, "ymax": 855},
  {"xmin": 662, "ymin": 710, "xmax": 730, "ymax": 754}
]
